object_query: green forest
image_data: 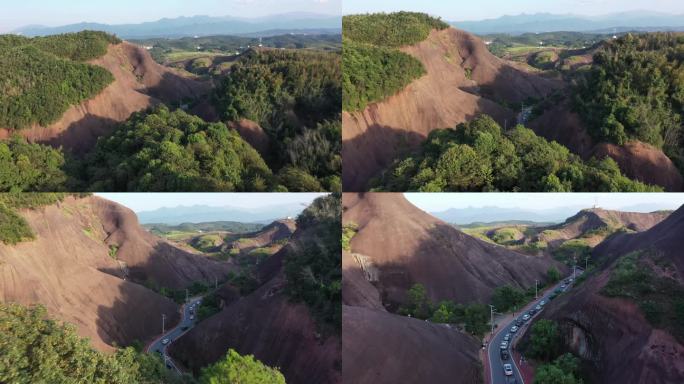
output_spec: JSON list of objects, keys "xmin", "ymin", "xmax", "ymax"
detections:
[
  {"xmin": 342, "ymin": 12, "xmax": 447, "ymax": 111},
  {"xmin": 286, "ymin": 193, "xmax": 341, "ymax": 333},
  {"xmin": 342, "ymin": 12, "xmax": 449, "ymax": 48},
  {"xmin": 212, "ymin": 49, "xmax": 341, "ymax": 191},
  {"xmin": 342, "ymin": 39, "xmax": 425, "ymax": 111},
  {"xmin": 0, "ymin": 303, "xmax": 284, "ymax": 384},
  {"xmin": 574, "ymin": 33, "xmax": 684, "ymax": 171},
  {"xmin": 0, "ymin": 136, "xmax": 68, "ymax": 192},
  {"xmin": 77, "ymin": 106, "xmax": 274, "ymax": 192},
  {"xmin": 372, "ymin": 115, "xmax": 661, "ymax": 192},
  {"xmin": 0, "ymin": 31, "xmax": 118, "ymax": 129}
]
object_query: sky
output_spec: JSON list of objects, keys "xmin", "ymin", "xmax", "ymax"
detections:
[
  {"xmin": 96, "ymin": 193, "xmax": 325, "ymax": 212},
  {"xmin": 0, "ymin": 0, "xmax": 341, "ymax": 33},
  {"xmin": 405, "ymin": 193, "xmax": 684, "ymax": 212},
  {"xmin": 343, "ymin": 0, "xmax": 684, "ymax": 20}
]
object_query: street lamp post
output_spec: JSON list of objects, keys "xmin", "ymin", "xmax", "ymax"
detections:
[
  {"xmin": 162, "ymin": 314, "xmax": 166, "ymax": 334},
  {"xmin": 489, "ymin": 305, "xmax": 495, "ymax": 335},
  {"xmin": 535, "ymin": 279, "xmax": 539, "ymax": 299}
]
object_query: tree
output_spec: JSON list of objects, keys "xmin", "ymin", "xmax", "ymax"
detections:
[
  {"xmin": 404, "ymin": 283, "xmax": 432, "ymax": 319},
  {"xmin": 199, "ymin": 349, "xmax": 285, "ymax": 384},
  {"xmin": 491, "ymin": 285, "xmax": 526, "ymax": 312},
  {"xmin": 463, "ymin": 303, "xmax": 490, "ymax": 336},
  {"xmin": 534, "ymin": 364, "xmax": 577, "ymax": 384},
  {"xmin": 430, "ymin": 300, "xmax": 458, "ymax": 323},
  {"xmin": 0, "ymin": 302, "xmax": 191, "ymax": 384},
  {"xmin": 530, "ymin": 319, "xmax": 562, "ymax": 361},
  {"xmin": 547, "ymin": 267, "xmax": 561, "ymax": 283}
]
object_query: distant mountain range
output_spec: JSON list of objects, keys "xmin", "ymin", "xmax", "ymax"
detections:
[
  {"xmin": 431, "ymin": 203, "xmax": 680, "ymax": 225},
  {"xmin": 451, "ymin": 11, "xmax": 684, "ymax": 35},
  {"xmin": 12, "ymin": 13, "xmax": 341, "ymax": 38},
  {"xmin": 136, "ymin": 204, "xmax": 306, "ymax": 225}
]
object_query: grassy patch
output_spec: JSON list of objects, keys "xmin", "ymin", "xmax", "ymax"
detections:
[
  {"xmin": 552, "ymin": 239, "xmax": 591, "ymax": 265},
  {"xmin": 342, "ymin": 222, "xmax": 358, "ymax": 251},
  {"xmin": 108, "ymin": 245, "xmax": 119, "ymax": 260}
]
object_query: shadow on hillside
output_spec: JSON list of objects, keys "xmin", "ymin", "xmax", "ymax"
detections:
[
  {"xmin": 98, "ymin": 242, "xmax": 234, "ymax": 291},
  {"xmin": 95, "ymin": 275, "xmax": 180, "ymax": 349},
  {"xmin": 342, "ymin": 102, "xmax": 496, "ymax": 192},
  {"xmin": 361, "ymin": 221, "xmax": 567, "ymax": 312},
  {"xmin": 38, "ymin": 114, "xmax": 119, "ymax": 156},
  {"xmin": 146, "ymin": 71, "xmax": 211, "ymax": 105}
]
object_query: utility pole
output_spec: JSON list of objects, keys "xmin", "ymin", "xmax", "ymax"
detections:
[
  {"xmin": 489, "ymin": 305, "xmax": 496, "ymax": 335},
  {"xmin": 535, "ymin": 279, "xmax": 539, "ymax": 299},
  {"xmin": 573, "ymin": 264, "xmax": 576, "ymax": 280},
  {"xmin": 162, "ymin": 314, "xmax": 166, "ymax": 334},
  {"xmin": 585, "ymin": 256, "xmax": 589, "ymax": 271}
]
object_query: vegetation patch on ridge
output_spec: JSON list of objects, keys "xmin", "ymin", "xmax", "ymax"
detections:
[
  {"xmin": 371, "ymin": 115, "xmax": 662, "ymax": 192},
  {"xmin": 342, "ymin": 12, "xmax": 449, "ymax": 48},
  {"xmin": 0, "ymin": 31, "xmax": 118, "ymax": 129}
]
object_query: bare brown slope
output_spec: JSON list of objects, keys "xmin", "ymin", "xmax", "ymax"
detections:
[
  {"xmin": 342, "ymin": 251, "xmax": 383, "ymax": 311},
  {"xmin": 0, "ymin": 196, "xmax": 180, "ymax": 352},
  {"xmin": 537, "ymin": 208, "xmax": 670, "ymax": 246},
  {"xmin": 88, "ymin": 196, "xmax": 232, "ymax": 289},
  {"xmin": 530, "ymin": 105, "xmax": 684, "ymax": 191},
  {"xmin": 536, "ymin": 205, "xmax": 684, "ymax": 384},
  {"xmin": 342, "ymin": 305, "xmax": 482, "ymax": 384},
  {"xmin": 222, "ymin": 219, "xmax": 296, "ymax": 254},
  {"xmin": 342, "ymin": 28, "xmax": 561, "ymax": 190},
  {"xmin": 0, "ymin": 42, "xmax": 209, "ymax": 154},
  {"xmin": 169, "ymin": 226, "xmax": 340, "ymax": 384},
  {"xmin": 343, "ymin": 193, "xmax": 564, "ymax": 306}
]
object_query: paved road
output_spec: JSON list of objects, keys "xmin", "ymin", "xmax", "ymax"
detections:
[
  {"xmin": 487, "ymin": 272, "xmax": 582, "ymax": 384},
  {"xmin": 147, "ymin": 296, "xmax": 203, "ymax": 374}
]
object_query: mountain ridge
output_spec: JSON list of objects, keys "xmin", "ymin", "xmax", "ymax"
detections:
[
  {"xmin": 13, "ymin": 13, "xmax": 342, "ymax": 38},
  {"xmin": 451, "ymin": 11, "xmax": 684, "ymax": 35}
]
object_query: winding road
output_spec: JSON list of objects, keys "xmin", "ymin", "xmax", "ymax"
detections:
[
  {"xmin": 147, "ymin": 296, "xmax": 204, "ymax": 374},
  {"xmin": 487, "ymin": 271, "xmax": 582, "ymax": 384}
]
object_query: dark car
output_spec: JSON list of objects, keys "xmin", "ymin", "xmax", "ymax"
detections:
[
  {"xmin": 515, "ymin": 319, "xmax": 523, "ymax": 326},
  {"xmin": 500, "ymin": 349, "xmax": 510, "ymax": 360},
  {"xmin": 529, "ymin": 308, "xmax": 537, "ymax": 315}
]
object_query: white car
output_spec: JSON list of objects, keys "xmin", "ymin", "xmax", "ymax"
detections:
[
  {"xmin": 500, "ymin": 341, "xmax": 508, "ymax": 349},
  {"xmin": 503, "ymin": 363, "xmax": 513, "ymax": 376},
  {"xmin": 504, "ymin": 333, "xmax": 511, "ymax": 341},
  {"xmin": 522, "ymin": 314, "xmax": 530, "ymax": 321},
  {"xmin": 535, "ymin": 305, "xmax": 542, "ymax": 311},
  {"xmin": 190, "ymin": 315, "xmax": 195, "ymax": 320},
  {"xmin": 540, "ymin": 300, "xmax": 546, "ymax": 306},
  {"xmin": 510, "ymin": 326, "xmax": 518, "ymax": 333},
  {"xmin": 162, "ymin": 338, "xmax": 170, "ymax": 345}
]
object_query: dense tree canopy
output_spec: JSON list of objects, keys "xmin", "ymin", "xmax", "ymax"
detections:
[
  {"xmin": 0, "ymin": 303, "xmax": 191, "ymax": 384},
  {"xmin": 0, "ymin": 46, "xmax": 113, "ymax": 129},
  {"xmin": 342, "ymin": 12, "xmax": 449, "ymax": 48},
  {"xmin": 78, "ymin": 106, "xmax": 274, "ymax": 191},
  {"xmin": 0, "ymin": 193, "xmax": 68, "ymax": 245},
  {"xmin": 0, "ymin": 136, "xmax": 68, "ymax": 192},
  {"xmin": 574, "ymin": 33, "xmax": 684, "ymax": 170},
  {"xmin": 199, "ymin": 349, "xmax": 285, "ymax": 384},
  {"xmin": 286, "ymin": 194, "xmax": 341, "ymax": 332},
  {"xmin": 372, "ymin": 115, "xmax": 662, "ymax": 192},
  {"xmin": 212, "ymin": 49, "xmax": 341, "ymax": 191},
  {"xmin": 0, "ymin": 31, "xmax": 118, "ymax": 129},
  {"xmin": 342, "ymin": 39, "xmax": 425, "ymax": 111}
]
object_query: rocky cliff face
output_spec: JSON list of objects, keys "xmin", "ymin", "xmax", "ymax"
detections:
[
  {"xmin": 0, "ymin": 195, "xmax": 229, "ymax": 351},
  {"xmin": 539, "ymin": 205, "xmax": 684, "ymax": 383},
  {"xmin": 169, "ymin": 222, "xmax": 341, "ymax": 384},
  {"xmin": 342, "ymin": 27, "xmax": 560, "ymax": 190},
  {"xmin": 0, "ymin": 42, "xmax": 209, "ymax": 154}
]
